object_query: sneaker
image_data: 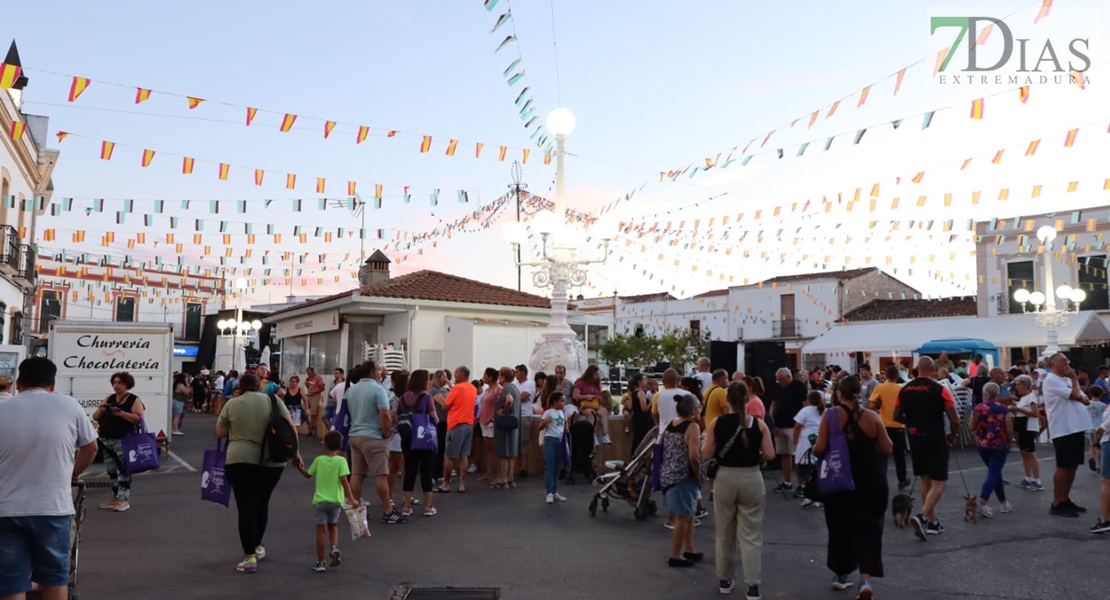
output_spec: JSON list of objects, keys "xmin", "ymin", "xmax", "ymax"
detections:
[
  {"xmin": 1017, "ymin": 479, "xmax": 1031, "ymax": 490},
  {"xmin": 664, "ymin": 520, "xmax": 675, "ymax": 530},
  {"xmin": 719, "ymin": 579, "xmax": 734, "ymax": 595},
  {"xmin": 381, "ymin": 510, "xmax": 409, "ymax": 524},
  {"xmin": 451, "ymin": 469, "xmax": 459, "ymax": 477},
  {"xmin": 312, "ymin": 561, "xmax": 326, "ymax": 573},
  {"xmin": 423, "ymin": 507, "xmax": 438, "ymax": 517},
  {"xmin": 113, "ymin": 502, "xmax": 130, "ymax": 512},
  {"xmin": 800, "ymin": 498, "xmax": 814, "ymax": 507},
  {"xmin": 1025, "ymin": 481, "xmax": 1045, "ymax": 492},
  {"xmin": 546, "ymin": 493, "xmax": 554, "ymax": 504},
  {"xmin": 602, "ymin": 434, "xmax": 612, "ymax": 444},
  {"xmin": 1063, "ymin": 499, "xmax": 1088, "ymax": 513},
  {"xmin": 554, "ymin": 493, "xmax": 568, "ymax": 502},
  {"xmin": 401, "ymin": 507, "xmax": 413, "ymax": 517},
  {"xmin": 1050, "ymin": 503, "xmax": 1080, "ymax": 518},
  {"xmin": 910, "ymin": 514, "xmax": 927, "ymax": 541},
  {"xmin": 467, "ymin": 464, "xmax": 478, "ymax": 474},
  {"xmin": 329, "ymin": 548, "xmax": 341, "ymax": 567},
  {"xmin": 694, "ymin": 518, "xmax": 702, "ymax": 527},
  {"xmin": 1090, "ymin": 457, "xmax": 1098, "ymax": 472},
  {"xmin": 855, "ymin": 580, "xmax": 874, "ymax": 599},
  {"xmin": 926, "ymin": 519, "xmax": 944, "ymax": 535},
  {"xmin": 831, "ymin": 575, "xmax": 854, "ymax": 591},
  {"xmin": 813, "ymin": 501, "xmax": 823, "ymax": 508},
  {"xmin": 695, "ymin": 507, "xmax": 709, "ymax": 519},
  {"xmin": 667, "ymin": 557, "xmax": 694, "ymax": 568},
  {"xmin": 976, "ymin": 503, "xmax": 994, "ymax": 518},
  {"xmin": 745, "ymin": 584, "xmax": 761, "ymax": 600},
  {"xmin": 999, "ymin": 501, "xmax": 1013, "ymax": 513},
  {"xmin": 1090, "ymin": 519, "xmax": 1110, "ymax": 534},
  {"xmin": 236, "ymin": 557, "xmax": 257, "ymax": 574},
  {"xmin": 254, "ymin": 545, "xmax": 266, "ymax": 561},
  {"xmin": 172, "ymin": 430, "xmax": 184, "ymax": 436},
  {"xmin": 99, "ymin": 500, "xmax": 118, "ymax": 510},
  {"xmin": 793, "ymin": 487, "xmax": 805, "ymax": 499}
]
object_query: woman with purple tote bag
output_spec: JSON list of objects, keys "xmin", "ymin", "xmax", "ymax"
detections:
[{"xmin": 813, "ymin": 375, "xmax": 893, "ymax": 597}]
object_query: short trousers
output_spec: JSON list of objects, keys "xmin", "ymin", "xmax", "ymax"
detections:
[
  {"xmin": 909, "ymin": 435, "xmax": 950, "ymax": 481},
  {"xmin": 308, "ymin": 393, "xmax": 324, "ymax": 408},
  {"xmin": 481, "ymin": 422, "xmax": 496, "ymax": 439},
  {"xmin": 172, "ymin": 399, "xmax": 185, "ymax": 415},
  {"xmin": 446, "ymin": 424, "xmax": 474, "ymax": 459},
  {"xmin": 0, "ymin": 515, "xmax": 71, "ymax": 596},
  {"xmin": 323, "ymin": 404, "xmax": 336, "ymax": 421},
  {"xmin": 1052, "ymin": 431, "xmax": 1086, "ymax": 469},
  {"xmin": 663, "ymin": 478, "xmax": 700, "ymax": 517},
  {"xmin": 520, "ymin": 416, "xmax": 534, "ymax": 443},
  {"xmin": 1101, "ymin": 445, "xmax": 1110, "ymax": 479},
  {"xmin": 579, "ymin": 399, "xmax": 600, "ymax": 411},
  {"xmin": 313, "ymin": 502, "xmax": 342, "ymax": 525},
  {"xmin": 773, "ymin": 429, "xmax": 795, "ymax": 455},
  {"xmin": 1018, "ymin": 430, "xmax": 1039, "ymax": 453},
  {"xmin": 389, "ymin": 432, "xmax": 403, "ymax": 453},
  {"xmin": 349, "ymin": 436, "xmax": 390, "ymax": 477}
]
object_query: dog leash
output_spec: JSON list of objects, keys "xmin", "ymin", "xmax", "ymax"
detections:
[{"xmin": 950, "ymin": 446, "xmax": 973, "ymax": 497}]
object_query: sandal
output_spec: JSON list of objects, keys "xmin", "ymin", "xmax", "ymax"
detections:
[
  {"xmin": 99, "ymin": 500, "xmax": 118, "ymax": 510},
  {"xmin": 433, "ymin": 487, "xmax": 451, "ymax": 494},
  {"xmin": 423, "ymin": 507, "xmax": 438, "ymax": 517}
]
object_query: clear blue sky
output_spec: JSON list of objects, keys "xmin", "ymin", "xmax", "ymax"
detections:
[{"xmin": 8, "ymin": 0, "xmax": 1108, "ymax": 303}]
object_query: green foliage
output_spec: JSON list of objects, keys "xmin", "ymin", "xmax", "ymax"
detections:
[{"xmin": 596, "ymin": 328, "xmax": 711, "ymax": 369}]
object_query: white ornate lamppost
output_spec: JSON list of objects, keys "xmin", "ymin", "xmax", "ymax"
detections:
[
  {"xmin": 216, "ymin": 278, "xmax": 261, "ymax": 372},
  {"xmin": 1013, "ymin": 226, "xmax": 1086, "ymax": 358},
  {"xmin": 503, "ymin": 108, "xmax": 615, "ymax": 381}
]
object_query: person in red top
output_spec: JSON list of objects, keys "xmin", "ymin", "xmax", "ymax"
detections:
[
  {"xmin": 969, "ymin": 382, "xmax": 1016, "ymax": 518},
  {"xmin": 436, "ymin": 366, "xmax": 477, "ymax": 494},
  {"xmin": 304, "ymin": 367, "xmax": 327, "ymax": 437},
  {"xmin": 895, "ymin": 356, "xmax": 961, "ymax": 541}
]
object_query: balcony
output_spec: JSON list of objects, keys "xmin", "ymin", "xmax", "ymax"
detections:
[
  {"xmin": 16, "ymin": 244, "xmax": 35, "ymax": 286},
  {"xmin": 772, "ymin": 319, "xmax": 802, "ymax": 338},
  {"xmin": 0, "ymin": 225, "xmax": 18, "ymax": 274}
]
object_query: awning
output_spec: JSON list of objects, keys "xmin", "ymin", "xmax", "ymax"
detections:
[{"xmin": 803, "ymin": 312, "xmax": 1110, "ymax": 355}]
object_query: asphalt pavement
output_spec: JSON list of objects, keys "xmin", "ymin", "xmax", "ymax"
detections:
[{"xmin": 71, "ymin": 414, "xmax": 1106, "ymax": 600}]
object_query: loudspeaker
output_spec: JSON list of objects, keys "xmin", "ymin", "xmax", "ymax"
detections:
[
  {"xmin": 744, "ymin": 341, "xmax": 786, "ymax": 388},
  {"xmin": 710, "ymin": 341, "xmax": 739, "ymax": 375}
]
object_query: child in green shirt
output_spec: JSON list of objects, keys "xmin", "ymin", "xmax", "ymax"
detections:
[{"xmin": 297, "ymin": 430, "xmax": 358, "ymax": 572}]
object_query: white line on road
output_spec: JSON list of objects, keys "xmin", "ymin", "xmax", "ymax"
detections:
[
  {"xmin": 950, "ymin": 455, "xmax": 1055, "ymax": 474},
  {"xmin": 168, "ymin": 451, "xmax": 197, "ymax": 472}
]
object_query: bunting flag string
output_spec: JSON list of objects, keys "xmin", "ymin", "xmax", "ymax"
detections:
[{"xmin": 480, "ymin": 0, "xmax": 551, "ymax": 157}]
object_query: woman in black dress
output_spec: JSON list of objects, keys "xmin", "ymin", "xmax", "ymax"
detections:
[
  {"xmin": 813, "ymin": 375, "xmax": 893, "ymax": 599},
  {"xmin": 628, "ymin": 374, "xmax": 654, "ymax": 456},
  {"xmin": 284, "ymin": 375, "xmax": 305, "ymax": 430}
]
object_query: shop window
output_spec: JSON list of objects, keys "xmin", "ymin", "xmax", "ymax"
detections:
[
  {"xmin": 1076, "ymin": 255, "xmax": 1110, "ymax": 311},
  {"xmin": 183, "ymin": 302, "xmax": 203, "ymax": 340},
  {"xmin": 115, "ymin": 297, "xmax": 136, "ymax": 322},
  {"xmin": 1007, "ymin": 261, "xmax": 1035, "ymax": 314},
  {"xmin": 39, "ymin": 291, "xmax": 62, "ymax": 333}
]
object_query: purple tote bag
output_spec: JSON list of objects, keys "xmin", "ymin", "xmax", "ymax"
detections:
[
  {"xmin": 201, "ymin": 438, "xmax": 231, "ymax": 507},
  {"xmin": 332, "ymin": 399, "xmax": 352, "ymax": 451},
  {"xmin": 816, "ymin": 407, "xmax": 856, "ymax": 497},
  {"xmin": 122, "ymin": 417, "xmax": 160, "ymax": 474}
]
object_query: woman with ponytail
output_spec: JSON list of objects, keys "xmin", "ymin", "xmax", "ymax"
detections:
[{"xmin": 702, "ymin": 381, "xmax": 774, "ymax": 598}]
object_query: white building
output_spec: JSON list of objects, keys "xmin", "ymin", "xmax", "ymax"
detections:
[{"xmin": 1, "ymin": 42, "xmax": 58, "ymax": 354}]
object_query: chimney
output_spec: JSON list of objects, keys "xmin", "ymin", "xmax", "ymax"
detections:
[
  {"xmin": 4, "ymin": 41, "xmax": 29, "ymax": 111},
  {"xmin": 358, "ymin": 250, "xmax": 391, "ymax": 286}
]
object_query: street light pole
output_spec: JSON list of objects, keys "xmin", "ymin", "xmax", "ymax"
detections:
[
  {"xmin": 1013, "ymin": 226, "xmax": 1085, "ymax": 358},
  {"xmin": 509, "ymin": 161, "xmax": 527, "ymax": 292}
]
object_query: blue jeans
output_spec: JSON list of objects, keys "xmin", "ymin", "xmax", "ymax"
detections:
[
  {"xmin": 978, "ymin": 447, "xmax": 1009, "ymax": 502},
  {"xmin": 544, "ymin": 437, "xmax": 564, "ymax": 494},
  {"xmin": 0, "ymin": 515, "xmax": 71, "ymax": 595}
]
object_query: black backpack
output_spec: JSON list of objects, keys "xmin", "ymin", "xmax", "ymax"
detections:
[{"xmin": 262, "ymin": 394, "xmax": 298, "ymax": 464}]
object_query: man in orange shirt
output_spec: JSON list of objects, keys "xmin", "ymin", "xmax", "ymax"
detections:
[
  {"xmin": 436, "ymin": 366, "xmax": 477, "ymax": 494},
  {"xmin": 870, "ymin": 364, "xmax": 909, "ymax": 489}
]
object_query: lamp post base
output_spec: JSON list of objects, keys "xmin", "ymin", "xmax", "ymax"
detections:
[{"xmin": 529, "ymin": 334, "xmax": 588, "ymax": 383}]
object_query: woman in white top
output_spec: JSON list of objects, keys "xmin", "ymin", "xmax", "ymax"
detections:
[
  {"xmin": 793, "ymin": 390, "xmax": 826, "ymax": 507},
  {"xmin": 539, "ymin": 392, "xmax": 569, "ymax": 503},
  {"xmin": 1010, "ymin": 375, "xmax": 1043, "ymax": 491}
]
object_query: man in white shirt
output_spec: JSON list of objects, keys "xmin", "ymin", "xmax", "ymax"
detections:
[
  {"xmin": 652, "ymin": 369, "xmax": 684, "ymax": 441},
  {"xmin": 694, "ymin": 358, "xmax": 713, "ymax": 396},
  {"xmin": 513, "ymin": 364, "xmax": 538, "ymax": 478},
  {"xmin": 0, "ymin": 357, "xmax": 99, "ymax": 599},
  {"xmin": 1042, "ymin": 353, "xmax": 1092, "ymax": 518}
]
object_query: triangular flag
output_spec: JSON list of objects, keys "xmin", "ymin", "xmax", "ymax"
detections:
[
  {"xmin": 187, "ymin": 97, "xmax": 204, "ymax": 109},
  {"xmin": 246, "ymin": 107, "xmax": 258, "ymax": 126},
  {"xmin": 280, "ymin": 114, "xmax": 297, "ymax": 132},
  {"xmin": 324, "ymin": 120, "xmax": 337, "ymax": 139},
  {"xmin": 135, "ymin": 88, "xmax": 152, "ymax": 104},
  {"xmin": 55, "ymin": 131, "xmax": 69, "ymax": 142},
  {"xmin": 254, "ymin": 169, "xmax": 264, "ymax": 186},
  {"xmin": 894, "ymin": 68, "xmax": 906, "ymax": 95},
  {"xmin": 356, "ymin": 126, "xmax": 368, "ymax": 144},
  {"xmin": 141, "ymin": 149, "xmax": 155, "ymax": 167},
  {"xmin": 68, "ymin": 77, "xmax": 91, "ymax": 102}
]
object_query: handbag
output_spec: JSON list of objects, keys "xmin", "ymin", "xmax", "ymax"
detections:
[
  {"xmin": 200, "ymin": 438, "xmax": 231, "ymax": 507},
  {"xmin": 706, "ymin": 415, "xmax": 747, "ymax": 479},
  {"xmin": 409, "ymin": 394, "xmax": 438, "ymax": 453},
  {"xmin": 815, "ymin": 407, "xmax": 856, "ymax": 497},
  {"xmin": 122, "ymin": 417, "xmax": 160, "ymax": 474},
  {"xmin": 331, "ymin": 399, "xmax": 351, "ymax": 451},
  {"xmin": 495, "ymin": 412, "xmax": 519, "ymax": 430}
]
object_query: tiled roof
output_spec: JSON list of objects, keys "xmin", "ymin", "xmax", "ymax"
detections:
[
  {"xmin": 842, "ymin": 298, "xmax": 978, "ymax": 322},
  {"xmin": 267, "ymin": 270, "xmax": 554, "ymax": 318},
  {"xmin": 760, "ymin": 267, "xmax": 878, "ymax": 285},
  {"xmin": 619, "ymin": 292, "xmax": 677, "ymax": 304},
  {"xmin": 694, "ymin": 288, "xmax": 729, "ymax": 298}
]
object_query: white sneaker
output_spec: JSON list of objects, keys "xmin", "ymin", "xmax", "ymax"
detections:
[
  {"xmin": 976, "ymin": 503, "xmax": 993, "ymax": 518},
  {"xmin": 546, "ymin": 493, "xmax": 554, "ymax": 504},
  {"xmin": 554, "ymin": 493, "xmax": 568, "ymax": 502},
  {"xmin": 255, "ymin": 545, "xmax": 266, "ymax": 561},
  {"xmin": 800, "ymin": 498, "xmax": 814, "ymax": 507},
  {"xmin": 172, "ymin": 430, "xmax": 184, "ymax": 436},
  {"xmin": 467, "ymin": 464, "xmax": 478, "ymax": 474},
  {"xmin": 601, "ymin": 435, "xmax": 612, "ymax": 444},
  {"xmin": 999, "ymin": 501, "xmax": 1013, "ymax": 513}
]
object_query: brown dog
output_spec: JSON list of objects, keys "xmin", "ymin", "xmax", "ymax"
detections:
[
  {"xmin": 891, "ymin": 493, "xmax": 914, "ymax": 528},
  {"xmin": 963, "ymin": 494, "xmax": 978, "ymax": 524}
]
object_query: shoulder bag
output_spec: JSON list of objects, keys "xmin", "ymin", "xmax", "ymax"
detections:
[
  {"xmin": 495, "ymin": 388, "xmax": 519, "ymax": 430},
  {"xmin": 813, "ymin": 407, "xmax": 856, "ymax": 498},
  {"xmin": 705, "ymin": 414, "xmax": 746, "ymax": 479},
  {"xmin": 122, "ymin": 415, "xmax": 161, "ymax": 474}
]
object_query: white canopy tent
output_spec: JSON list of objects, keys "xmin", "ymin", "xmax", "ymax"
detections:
[{"xmin": 803, "ymin": 312, "xmax": 1110, "ymax": 357}]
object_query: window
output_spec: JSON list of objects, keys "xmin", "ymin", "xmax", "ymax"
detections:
[
  {"xmin": 115, "ymin": 297, "xmax": 136, "ymax": 322},
  {"xmin": 183, "ymin": 303, "xmax": 203, "ymax": 340},
  {"xmin": 634, "ymin": 324, "xmax": 645, "ymax": 337},
  {"xmin": 1007, "ymin": 261, "xmax": 1035, "ymax": 314},
  {"xmin": 1076, "ymin": 255, "xmax": 1110, "ymax": 311},
  {"xmin": 9, "ymin": 311, "xmax": 21, "ymax": 345},
  {"xmin": 0, "ymin": 302, "xmax": 6, "ymax": 344},
  {"xmin": 39, "ymin": 290, "xmax": 62, "ymax": 333},
  {"xmin": 689, "ymin": 319, "xmax": 701, "ymax": 335}
]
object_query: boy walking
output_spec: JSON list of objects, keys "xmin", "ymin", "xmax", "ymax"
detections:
[{"xmin": 297, "ymin": 431, "xmax": 359, "ymax": 572}]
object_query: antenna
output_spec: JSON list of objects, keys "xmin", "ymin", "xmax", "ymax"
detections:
[
  {"xmin": 508, "ymin": 161, "xmax": 528, "ymax": 291},
  {"xmin": 330, "ymin": 194, "xmax": 367, "ymax": 260}
]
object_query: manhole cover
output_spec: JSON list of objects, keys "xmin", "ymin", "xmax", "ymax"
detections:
[{"xmin": 392, "ymin": 586, "xmax": 500, "ymax": 600}]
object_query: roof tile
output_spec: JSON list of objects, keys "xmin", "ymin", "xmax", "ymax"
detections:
[{"xmin": 842, "ymin": 297, "xmax": 977, "ymax": 322}]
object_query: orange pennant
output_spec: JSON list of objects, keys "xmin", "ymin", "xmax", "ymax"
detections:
[
  {"xmin": 857, "ymin": 86, "xmax": 871, "ymax": 107},
  {"xmin": 826, "ymin": 100, "xmax": 840, "ymax": 118},
  {"xmin": 68, "ymin": 76, "xmax": 91, "ymax": 102},
  {"xmin": 894, "ymin": 69, "xmax": 906, "ymax": 95},
  {"xmin": 55, "ymin": 131, "xmax": 69, "ymax": 142},
  {"xmin": 375, "ymin": 184, "xmax": 383, "ymax": 198},
  {"xmin": 286, "ymin": 174, "xmax": 296, "ymax": 189},
  {"xmin": 1026, "ymin": 139, "xmax": 1040, "ymax": 156},
  {"xmin": 1064, "ymin": 128, "xmax": 1078, "ymax": 147},
  {"xmin": 970, "ymin": 98, "xmax": 984, "ymax": 119},
  {"xmin": 182, "ymin": 156, "xmax": 195, "ymax": 174},
  {"xmin": 254, "ymin": 169, "xmax": 264, "ymax": 186},
  {"xmin": 991, "ymin": 150, "xmax": 1004, "ymax": 165},
  {"xmin": 141, "ymin": 149, "xmax": 155, "ymax": 167},
  {"xmin": 347, "ymin": 181, "xmax": 357, "ymax": 196},
  {"xmin": 807, "ymin": 110, "xmax": 819, "ymax": 128},
  {"xmin": 446, "ymin": 139, "xmax": 458, "ymax": 156},
  {"xmin": 523, "ymin": 149, "xmax": 530, "ymax": 164},
  {"xmin": 1072, "ymin": 71, "xmax": 1086, "ymax": 90},
  {"xmin": 933, "ymin": 46, "xmax": 950, "ymax": 76},
  {"xmin": 187, "ymin": 96, "xmax": 204, "ymax": 109},
  {"xmin": 356, "ymin": 126, "xmax": 368, "ymax": 144},
  {"xmin": 911, "ymin": 171, "xmax": 924, "ymax": 184},
  {"xmin": 135, "ymin": 88, "xmax": 152, "ymax": 103},
  {"xmin": 1019, "ymin": 86, "xmax": 1030, "ymax": 103},
  {"xmin": 475, "ymin": 142, "xmax": 484, "ymax": 158},
  {"xmin": 324, "ymin": 120, "xmax": 336, "ymax": 139},
  {"xmin": 498, "ymin": 146, "xmax": 507, "ymax": 161},
  {"xmin": 246, "ymin": 107, "xmax": 258, "ymax": 126},
  {"xmin": 1034, "ymin": 0, "xmax": 1052, "ymax": 24},
  {"xmin": 316, "ymin": 178, "xmax": 325, "ymax": 193}
]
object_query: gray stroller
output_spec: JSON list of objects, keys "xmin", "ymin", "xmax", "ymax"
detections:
[{"xmin": 589, "ymin": 427, "xmax": 659, "ymax": 521}]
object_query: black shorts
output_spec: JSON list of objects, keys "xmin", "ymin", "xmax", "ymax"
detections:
[
  {"xmin": 908, "ymin": 435, "xmax": 949, "ymax": 481},
  {"xmin": 1052, "ymin": 431, "xmax": 1086, "ymax": 469},
  {"xmin": 1018, "ymin": 430, "xmax": 1038, "ymax": 453}
]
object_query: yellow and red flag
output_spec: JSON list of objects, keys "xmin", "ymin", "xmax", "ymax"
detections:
[
  {"xmin": 9, "ymin": 121, "xmax": 25, "ymax": 140},
  {"xmin": 347, "ymin": 181, "xmax": 356, "ymax": 196},
  {"xmin": 857, "ymin": 86, "xmax": 871, "ymax": 107},
  {"xmin": 970, "ymin": 98, "xmax": 984, "ymax": 119},
  {"xmin": 523, "ymin": 149, "xmax": 530, "ymax": 164},
  {"xmin": 182, "ymin": 156, "xmax": 195, "ymax": 174},
  {"xmin": 826, "ymin": 100, "xmax": 840, "ymax": 118},
  {"xmin": 0, "ymin": 63, "xmax": 21, "ymax": 89},
  {"xmin": 316, "ymin": 178, "xmax": 325, "ymax": 193},
  {"xmin": 894, "ymin": 69, "xmax": 906, "ymax": 95},
  {"xmin": 141, "ymin": 149, "xmax": 156, "ymax": 167},
  {"xmin": 375, "ymin": 184, "xmax": 383, "ymax": 198},
  {"xmin": 72, "ymin": 230, "xmax": 85, "ymax": 243},
  {"xmin": 218, "ymin": 163, "xmax": 230, "ymax": 180},
  {"xmin": 246, "ymin": 107, "xmax": 258, "ymax": 126},
  {"xmin": 1072, "ymin": 71, "xmax": 1086, "ymax": 90},
  {"xmin": 55, "ymin": 131, "xmax": 69, "ymax": 142},
  {"xmin": 254, "ymin": 169, "xmax": 264, "ymax": 186},
  {"xmin": 991, "ymin": 150, "xmax": 1004, "ymax": 165},
  {"xmin": 420, "ymin": 136, "xmax": 432, "ymax": 153},
  {"xmin": 68, "ymin": 76, "xmax": 91, "ymax": 102},
  {"xmin": 324, "ymin": 120, "xmax": 337, "ymax": 139},
  {"xmin": 544, "ymin": 152, "xmax": 552, "ymax": 165},
  {"xmin": 475, "ymin": 142, "xmax": 484, "ymax": 158},
  {"xmin": 446, "ymin": 139, "xmax": 458, "ymax": 156},
  {"xmin": 1019, "ymin": 86, "xmax": 1030, "ymax": 103},
  {"xmin": 498, "ymin": 146, "xmax": 507, "ymax": 161},
  {"xmin": 933, "ymin": 46, "xmax": 949, "ymax": 76},
  {"xmin": 100, "ymin": 141, "xmax": 115, "ymax": 160},
  {"xmin": 44, "ymin": 228, "xmax": 55, "ymax": 241},
  {"xmin": 911, "ymin": 171, "xmax": 924, "ymax": 184},
  {"xmin": 187, "ymin": 97, "xmax": 204, "ymax": 109},
  {"xmin": 1026, "ymin": 140, "xmax": 1040, "ymax": 156},
  {"xmin": 135, "ymin": 87, "xmax": 152, "ymax": 103},
  {"xmin": 286, "ymin": 174, "xmax": 296, "ymax": 189},
  {"xmin": 279, "ymin": 114, "xmax": 297, "ymax": 132},
  {"xmin": 1035, "ymin": 0, "xmax": 1052, "ymax": 24},
  {"xmin": 387, "ymin": 130, "xmax": 397, "ymax": 137},
  {"xmin": 356, "ymin": 126, "xmax": 369, "ymax": 144},
  {"xmin": 1064, "ymin": 128, "xmax": 1078, "ymax": 147}
]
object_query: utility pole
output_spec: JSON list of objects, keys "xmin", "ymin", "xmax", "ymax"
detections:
[{"xmin": 509, "ymin": 161, "xmax": 528, "ymax": 291}]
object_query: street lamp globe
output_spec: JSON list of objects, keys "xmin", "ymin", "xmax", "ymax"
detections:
[
  {"xmin": 1056, "ymin": 285, "xmax": 1073, "ymax": 301},
  {"xmin": 251, "ymin": 320, "xmax": 263, "ymax": 331},
  {"xmin": 1013, "ymin": 289, "xmax": 1031, "ymax": 303},
  {"xmin": 546, "ymin": 108, "xmax": 576, "ymax": 137},
  {"xmin": 235, "ymin": 277, "xmax": 248, "ymax": 290},
  {"xmin": 503, "ymin": 221, "xmax": 528, "ymax": 245},
  {"xmin": 217, "ymin": 320, "xmax": 228, "ymax": 330},
  {"xmin": 1036, "ymin": 226, "xmax": 1057, "ymax": 243},
  {"xmin": 1029, "ymin": 291, "xmax": 1046, "ymax": 306},
  {"xmin": 1071, "ymin": 288, "xmax": 1087, "ymax": 303},
  {"xmin": 532, "ymin": 210, "xmax": 559, "ymax": 235},
  {"xmin": 593, "ymin": 217, "xmax": 619, "ymax": 241}
]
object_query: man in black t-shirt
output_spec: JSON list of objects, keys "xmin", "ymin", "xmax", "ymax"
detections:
[
  {"xmin": 896, "ymin": 356, "xmax": 960, "ymax": 541},
  {"xmin": 769, "ymin": 367, "xmax": 809, "ymax": 493}
]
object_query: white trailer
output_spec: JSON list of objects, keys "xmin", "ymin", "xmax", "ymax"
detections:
[{"xmin": 48, "ymin": 321, "xmax": 175, "ymax": 445}]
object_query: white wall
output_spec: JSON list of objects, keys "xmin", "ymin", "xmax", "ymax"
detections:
[
  {"xmin": 0, "ymin": 279, "xmax": 24, "ymax": 345},
  {"xmin": 443, "ymin": 317, "xmax": 474, "ymax": 372},
  {"xmin": 615, "ymin": 296, "xmax": 727, "ymax": 338}
]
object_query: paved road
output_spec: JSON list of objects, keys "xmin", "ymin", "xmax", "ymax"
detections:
[{"xmin": 71, "ymin": 415, "xmax": 1105, "ymax": 600}]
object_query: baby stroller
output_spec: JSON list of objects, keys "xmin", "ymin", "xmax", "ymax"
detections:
[
  {"xmin": 28, "ymin": 480, "xmax": 87, "ymax": 600},
  {"xmin": 566, "ymin": 415, "xmax": 598, "ymax": 485},
  {"xmin": 589, "ymin": 427, "xmax": 659, "ymax": 521}
]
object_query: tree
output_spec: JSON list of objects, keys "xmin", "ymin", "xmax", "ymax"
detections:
[{"xmin": 597, "ymin": 333, "xmax": 661, "ymax": 367}]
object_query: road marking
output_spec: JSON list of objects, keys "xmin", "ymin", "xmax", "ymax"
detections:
[
  {"xmin": 168, "ymin": 451, "xmax": 197, "ymax": 472},
  {"xmin": 950, "ymin": 455, "xmax": 1054, "ymax": 474}
]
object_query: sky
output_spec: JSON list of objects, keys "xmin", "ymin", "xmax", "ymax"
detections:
[{"xmin": 8, "ymin": 0, "xmax": 1109, "ymax": 308}]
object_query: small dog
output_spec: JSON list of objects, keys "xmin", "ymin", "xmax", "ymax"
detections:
[
  {"xmin": 963, "ymin": 494, "xmax": 978, "ymax": 524},
  {"xmin": 891, "ymin": 493, "xmax": 914, "ymax": 528}
]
